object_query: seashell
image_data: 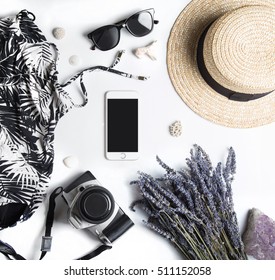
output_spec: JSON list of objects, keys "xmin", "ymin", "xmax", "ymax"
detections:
[
  {"xmin": 52, "ymin": 27, "xmax": 65, "ymax": 40},
  {"xmin": 169, "ymin": 121, "xmax": 182, "ymax": 137},
  {"xmin": 69, "ymin": 55, "xmax": 80, "ymax": 66},
  {"xmin": 63, "ymin": 155, "xmax": 79, "ymax": 168},
  {"xmin": 134, "ymin": 40, "xmax": 158, "ymax": 60}
]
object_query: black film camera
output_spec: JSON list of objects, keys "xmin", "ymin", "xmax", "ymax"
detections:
[{"xmin": 62, "ymin": 171, "xmax": 134, "ymax": 245}]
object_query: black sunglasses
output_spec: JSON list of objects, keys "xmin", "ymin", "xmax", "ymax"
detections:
[{"xmin": 87, "ymin": 8, "xmax": 159, "ymax": 51}]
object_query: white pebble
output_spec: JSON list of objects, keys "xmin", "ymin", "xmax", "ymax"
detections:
[
  {"xmin": 69, "ymin": 55, "xmax": 80, "ymax": 66},
  {"xmin": 52, "ymin": 27, "xmax": 65, "ymax": 40},
  {"xmin": 63, "ymin": 156, "xmax": 79, "ymax": 168}
]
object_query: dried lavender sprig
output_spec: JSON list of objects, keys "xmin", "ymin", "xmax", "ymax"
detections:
[
  {"xmin": 143, "ymin": 220, "xmax": 174, "ymax": 241},
  {"xmin": 156, "ymin": 155, "xmax": 176, "ymax": 174},
  {"xmin": 185, "ymin": 157, "xmax": 222, "ymax": 227},
  {"xmin": 223, "ymin": 147, "xmax": 236, "ymax": 181},
  {"xmin": 192, "ymin": 144, "xmax": 214, "ymax": 177},
  {"xmin": 164, "ymin": 173, "xmax": 195, "ymax": 213},
  {"xmin": 206, "ymin": 147, "xmax": 244, "ymax": 258},
  {"xmin": 212, "ymin": 163, "xmax": 227, "ymax": 201},
  {"xmin": 223, "ymin": 147, "xmax": 236, "ymax": 208}
]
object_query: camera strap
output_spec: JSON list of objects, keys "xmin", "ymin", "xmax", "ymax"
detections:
[
  {"xmin": 0, "ymin": 187, "xmax": 63, "ymax": 260},
  {"xmin": 0, "ymin": 184, "xmax": 133, "ymax": 260},
  {"xmin": 40, "ymin": 187, "xmax": 64, "ymax": 260},
  {"xmin": 0, "ymin": 187, "xmax": 112, "ymax": 260}
]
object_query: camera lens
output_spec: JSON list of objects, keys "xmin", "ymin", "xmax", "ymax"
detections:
[{"xmin": 78, "ymin": 186, "xmax": 115, "ymax": 224}]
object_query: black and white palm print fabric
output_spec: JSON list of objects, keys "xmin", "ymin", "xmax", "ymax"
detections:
[
  {"xmin": 0, "ymin": 10, "xmax": 145, "ymax": 229},
  {"xmin": 0, "ymin": 10, "xmax": 79, "ymax": 229}
]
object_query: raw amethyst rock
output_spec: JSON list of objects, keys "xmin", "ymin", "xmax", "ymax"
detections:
[{"xmin": 242, "ymin": 208, "xmax": 275, "ymax": 260}]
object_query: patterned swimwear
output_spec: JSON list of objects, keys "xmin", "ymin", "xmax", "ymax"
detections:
[{"xmin": 0, "ymin": 10, "xmax": 145, "ymax": 229}]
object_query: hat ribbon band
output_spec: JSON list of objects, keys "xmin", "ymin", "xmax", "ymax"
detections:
[{"xmin": 197, "ymin": 23, "xmax": 272, "ymax": 102}]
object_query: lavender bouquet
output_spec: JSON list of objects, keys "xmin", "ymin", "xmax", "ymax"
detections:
[{"xmin": 131, "ymin": 145, "xmax": 247, "ymax": 260}]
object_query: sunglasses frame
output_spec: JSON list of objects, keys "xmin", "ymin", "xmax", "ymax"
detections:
[{"xmin": 88, "ymin": 8, "xmax": 159, "ymax": 51}]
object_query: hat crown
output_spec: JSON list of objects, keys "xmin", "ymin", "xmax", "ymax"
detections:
[{"xmin": 203, "ymin": 6, "xmax": 275, "ymax": 94}]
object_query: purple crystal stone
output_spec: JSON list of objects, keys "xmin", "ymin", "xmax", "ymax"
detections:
[{"xmin": 243, "ymin": 208, "xmax": 275, "ymax": 260}]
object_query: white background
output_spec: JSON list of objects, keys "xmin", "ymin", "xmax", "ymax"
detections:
[{"xmin": 1, "ymin": 0, "xmax": 275, "ymax": 262}]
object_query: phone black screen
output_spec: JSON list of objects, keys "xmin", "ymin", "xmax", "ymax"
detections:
[{"xmin": 107, "ymin": 99, "xmax": 138, "ymax": 152}]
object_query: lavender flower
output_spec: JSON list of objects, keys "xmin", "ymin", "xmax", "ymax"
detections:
[{"xmin": 130, "ymin": 145, "xmax": 247, "ymax": 260}]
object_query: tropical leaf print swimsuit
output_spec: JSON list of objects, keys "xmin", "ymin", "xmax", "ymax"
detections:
[{"xmin": 0, "ymin": 10, "xmax": 144, "ymax": 229}]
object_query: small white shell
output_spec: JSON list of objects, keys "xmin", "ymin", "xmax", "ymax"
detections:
[
  {"xmin": 52, "ymin": 27, "xmax": 65, "ymax": 40},
  {"xmin": 169, "ymin": 121, "xmax": 182, "ymax": 137},
  {"xmin": 63, "ymin": 156, "xmax": 79, "ymax": 168},
  {"xmin": 134, "ymin": 40, "xmax": 158, "ymax": 60},
  {"xmin": 69, "ymin": 55, "xmax": 80, "ymax": 66}
]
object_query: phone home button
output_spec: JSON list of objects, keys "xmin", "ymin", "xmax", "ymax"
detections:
[{"xmin": 120, "ymin": 153, "xmax": 126, "ymax": 159}]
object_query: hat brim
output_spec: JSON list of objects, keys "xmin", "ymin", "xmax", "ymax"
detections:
[{"xmin": 167, "ymin": 0, "xmax": 275, "ymax": 128}]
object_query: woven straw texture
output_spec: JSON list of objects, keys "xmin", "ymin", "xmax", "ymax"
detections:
[{"xmin": 167, "ymin": 0, "xmax": 275, "ymax": 128}]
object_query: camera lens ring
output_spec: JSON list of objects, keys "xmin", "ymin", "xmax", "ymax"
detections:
[{"xmin": 77, "ymin": 185, "xmax": 115, "ymax": 224}]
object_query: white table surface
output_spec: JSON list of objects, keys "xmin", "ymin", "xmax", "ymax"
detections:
[{"xmin": 1, "ymin": 0, "xmax": 275, "ymax": 261}]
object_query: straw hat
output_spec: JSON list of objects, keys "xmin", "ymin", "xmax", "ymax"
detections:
[{"xmin": 167, "ymin": 0, "xmax": 275, "ymax": 128}]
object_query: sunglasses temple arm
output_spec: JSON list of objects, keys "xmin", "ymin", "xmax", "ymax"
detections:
[{"xmin": 115, "ymin": 18, "xmax": 159, "ymax": 25}]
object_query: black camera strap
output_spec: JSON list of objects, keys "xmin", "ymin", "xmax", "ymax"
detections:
[
  {"xmin": 0, "ymin": 186, "xmax": 112, "ymax": 260},
  {"xmin": 0, "ymin": 185, "xmax": 133, "ymax": 260},
  {"xmin": 40, "ymin": 186, "xmax": 64, "ymax": 260},
  {"xmin": 0, "ymin": 187, "xmax": 63, "ymax": 260},
  {"xmin": 76, "ymin": 244, "xmax": 112, "ymax": 260}
]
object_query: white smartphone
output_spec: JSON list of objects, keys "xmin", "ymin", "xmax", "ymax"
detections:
[{"xmin": 105, "ymin": 90, "xmax": 139, "ymax": 160}]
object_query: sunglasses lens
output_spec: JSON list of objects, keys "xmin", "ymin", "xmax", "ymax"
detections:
[
  {"xmin": 127, "ymin": 11, "xmax": 153, "ymax": 37},
  {"xmin": 90, "ymin": 26, "xmax": 120, "ymax": 51}
]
